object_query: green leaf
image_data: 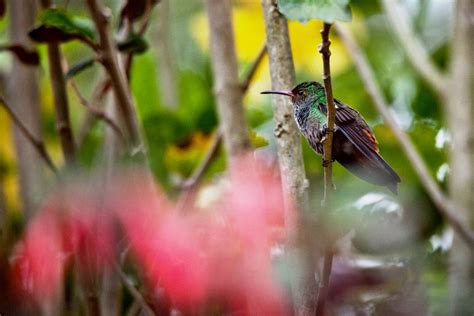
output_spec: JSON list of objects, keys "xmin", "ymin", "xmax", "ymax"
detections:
[
  {"xmin": 29, "ymin": 9, "xmax": 96, "ymax": 45},
  {"xmin": 250, "ymin": 130, "xmax": 269, "ymax": 148},
  {"xmin": 278, "ymin": 0, "xmax": 352, "ymax": 23},
  {"xmin": 66, "ymin": 58, "xmax": 96, "ymax": 79},
  {"xmin": 117, "ymin": 34, "xmax": 149, "ymax": 54},
  {"xmin": 40, "ymin": 9, "xmax": 95, "ymax": 40}
]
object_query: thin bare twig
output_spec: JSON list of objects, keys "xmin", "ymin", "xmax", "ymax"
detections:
[
  {"xmin": 335, "ymin": 23, "xmax": 474, "ymax": 249},
  {"xmin": 316, "ymin": 22, "xmax": 336, "ymax": 316},
  {"xmin": 125, "ymin": 0, "xmax": 155, "ymax": 80},
  {"xmin": 115, "ymin": 265, "xmax": 155, "ymax": 316},
  {"xmin": 240, "ymin": 43, "xmax": 267, "ymax": 92},
  {"xmin": 40, "ymin": 0, "xmax": 77, "ymax": 166},
  {"xmin": 319, "ymin": 23, "xmax": 336, "ymax": 204},
  {"xmin": 182, "ymin": 133, "xmax": 222, "ymax": 191},
  {"xmin": 0, "ymin": 96, "xmax": 58, "ymax": 174},
  {"xmin": 381, "ymin": 0, "xmax": 446, "ymax": 97},
  {"xmin": 47, "ymin": 44, "xmax": 77, "ymax": 164},
  {"xmin": 76, "ymin": 78, "xmax": 111, "ymax": 147},
  {"xmin": 86, "ymin": 0, "xmax": 145, "ymax": 154},
  {"xmin": 77, "ymin": 0, "xmax": 155, "ymax": 148},
  {"xmin": 69, "ymin": 80, "xmax": 126, "ymax": 145},
  {"xmin": 137, "ymin": 0, "xmax": 155, "ymax": 36}
]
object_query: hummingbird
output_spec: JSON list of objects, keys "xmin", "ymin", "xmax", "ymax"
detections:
[{"xmin": 262, "ymin": 81, "xmax": 401, "ymax": 194}]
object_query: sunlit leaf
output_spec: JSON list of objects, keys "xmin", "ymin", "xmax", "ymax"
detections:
[
  {"xmin": 250, "ymin": 130, "xmax": 269, "ymax": 148},
  {"xmin": 0, "ymin": 44, "xmax": 40, "ymax": 66},
  {"xmin": 278, "ymin": 0, "xmax": 352, "ymax": 23}
]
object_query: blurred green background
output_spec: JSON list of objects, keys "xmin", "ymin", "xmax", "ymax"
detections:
[{"xmin": 0, "ymin": 1, "xmax": 455, "ymax": 313}]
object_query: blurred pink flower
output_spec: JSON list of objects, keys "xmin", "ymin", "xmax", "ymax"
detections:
[
  {"xmin": 10, "ymin": 182, "xmax": 117, "ymax": 303},
  {"xmin": 119, "ymin": 156, "xmax": 292, "ymax": 314},
  {"xmin": 10, "ymin": 209, "xmax": 65, "ymax": 302},
  {"xmin": 11, "ymin": 157, "xmax": 293, "ymax": 314}
]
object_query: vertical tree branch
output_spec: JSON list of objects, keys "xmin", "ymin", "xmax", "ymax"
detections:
[
  {"xmin": 315, "ymin": 23, "xmax": 336, "ymax": 316},
  {"xmin": 334, "ymin": 23, "xmax": 474, "ymax": 248},
  {"xmin": 155, "ymin": 0, "xmax": 178, "ymax": 109},
  {"xmin": 261, "ymin": 0, "xmax": 309, "ymax": 239},
  {"xmin": 181, "ymin": 42, "xmax": 266, "ymax": 193},
  {"xmin": 76, "ymin": 78, "xmax": 110, "ymax": 148},
  {"xmin": 319, "ymin": 23, "xmax": 336, "ymax": 204},
  {"xmin": 86, "ymin": 0, "xmax": 146, "ymax": 155},
  {"xmin": 178, "ymin": 42, "xmax": 267, "ymax": 214},
  {"xmin": 181, "ymin": 133, "xmax": 222, "ymax": 191},
  {"xmin": 69, "ymin": 79, "xmax": 126, "ymax": 145},
  {"xmin": 206, "ymin": 0, "xmax": 251, "ymax": 159},
  {"xmin": 261, "ymin": 1, "xmax": 314, "ymax": 315},
  {"xmin": 381, "ymin": 0, "xmax": 446, "ymax": 97},
  {"xmin": 7, "ymin": 0, "xmax": 45, "ymax": 216},
  {"xmin": 40, "ymin": 1, "xmax": 76, "ymax": 166},
  {"xmin": 115, "ymin": 265, "xmax": 154, "ymax": 316},
  {"xmin": 241, "ymin": 43, "xmax": 267, "ymax": 92},
  {"xmin": 447, "ymin": 0, "xmax": 474, "ymax": 313}
]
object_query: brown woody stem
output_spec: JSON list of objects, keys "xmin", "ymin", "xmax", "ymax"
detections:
[{"xmin": 316, "ymin": 22, "xmax": 336, "ymax": 316}]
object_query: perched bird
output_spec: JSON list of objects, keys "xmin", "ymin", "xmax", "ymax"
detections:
[{"xmin": 262, "ymin": 81, "xmax": 401, "ymax": 194}]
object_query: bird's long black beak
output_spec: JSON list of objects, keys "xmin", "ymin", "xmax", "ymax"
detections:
[{"xmin": 260, "ymin": 90, "xmax": 294, "ymax": 97}]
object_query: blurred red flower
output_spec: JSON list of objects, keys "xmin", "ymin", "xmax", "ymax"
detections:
[
  {"xmin": 10, "ymin": 156, "xmax": 293, "ymax": 314},
  {"xmin": 10, "ymin": 209, "xmax": 65, "ymax": 303},
  {"xmin": 119, "ymin": 156, "xmax": 292, "ymax": 314}
]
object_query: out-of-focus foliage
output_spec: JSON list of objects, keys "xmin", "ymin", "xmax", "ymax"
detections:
[
  {"xmin": 0, "ymin": 0, "xmax": 460, "ymax": 314},
  {"xmin": 279, "ymin": 0, "xmax": 352, "ymax": 23},
  {"xmin": 0, "ymin": 45, "xmax": 39, "ymax": 66}
]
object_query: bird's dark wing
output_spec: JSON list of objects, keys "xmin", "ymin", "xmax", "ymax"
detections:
[
  {"xmin": 332, "ymin": 99, "xmax": 401, "ymax": 182},
  {"xmin": 334, "ymin": 101, "xmax": 380, "ymax": 153}
]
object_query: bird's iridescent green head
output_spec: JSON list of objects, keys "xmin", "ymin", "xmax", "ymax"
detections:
[{"xmin": 261, "ymin": 81, "xmax": 326, "ymax": 109}]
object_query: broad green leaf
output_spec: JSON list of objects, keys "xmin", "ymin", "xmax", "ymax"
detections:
[{"xmin": 278, "ymin": 0, "xmax": 352, "ymax": 23}]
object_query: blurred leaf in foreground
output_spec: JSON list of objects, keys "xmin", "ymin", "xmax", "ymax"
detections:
[
  {"xmin": 0, "ymin": 45, "xmax": 39, "ymax": 66},
  {"xmin": 278, "ymin": 0, "xmax": 352, "ymax": 23}
]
